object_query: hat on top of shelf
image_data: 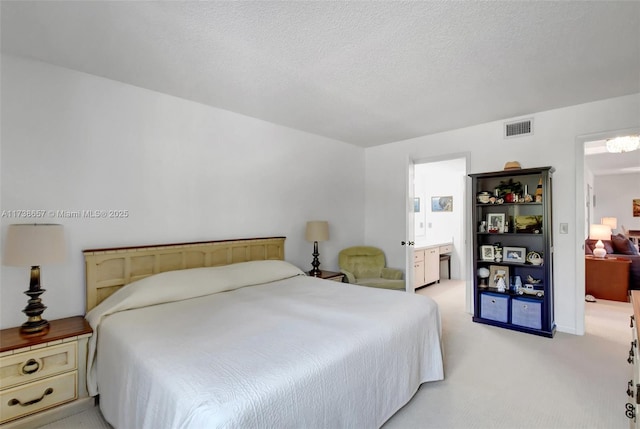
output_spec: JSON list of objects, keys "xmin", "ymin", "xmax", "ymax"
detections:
[{"xmin": 503, "ymin": 161, "xmax": 522, "ymax": 170}]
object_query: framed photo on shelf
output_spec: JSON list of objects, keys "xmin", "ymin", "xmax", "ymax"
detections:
[
  {"xmin": 487, "ymin": 213, "xmax": 505, "ymax": 233},
  {"xmin": 504, "ymin": 246, "xmax": 526, "ymax": 263},
  {"xmin": 489, "ymin": 265, "xmax": 510, "ymax": 289},
  {"xmin": 480, "ymin": 245, "xmax": 495, "ymax": 261}
]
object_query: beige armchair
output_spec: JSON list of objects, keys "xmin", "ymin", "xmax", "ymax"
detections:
[{"xmin": 338, "ymin": 246, "xmax": 405, "ymax": 290}]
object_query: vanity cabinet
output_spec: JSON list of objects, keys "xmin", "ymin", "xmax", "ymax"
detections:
[
  {"xmin": 414, "ymin": 244, "xmax": 451, "ymax": 288},
  {"xmin": 469, "ymin": 166, "xmax": 555, "ymax": 337}
]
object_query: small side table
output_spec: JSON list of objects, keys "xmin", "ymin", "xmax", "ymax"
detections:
[
  {"xmin": 307, "ymin": 270, "xmax": 345, "ymax": 283},
  {"xmin": 585, "ymin": 256, "xmax": 631, "ymax": 302},
  {"xmin": 0, "ymin": 316, "xmax": 94, "ymax": 428}
]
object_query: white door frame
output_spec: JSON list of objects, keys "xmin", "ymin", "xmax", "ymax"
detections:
[{"xmin": 574, "ymin": 126, "xmax": 640, "ymax": 335}]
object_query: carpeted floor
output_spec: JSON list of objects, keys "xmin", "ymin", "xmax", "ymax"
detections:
[
  {"xmin": 385, "ymin": 280, "xmax": 630, "ymax": 428},
  {"xmin": 38, "ymin": 280, "xmax": 630, "ymax": 428}
]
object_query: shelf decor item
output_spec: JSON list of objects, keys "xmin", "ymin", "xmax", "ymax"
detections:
[
  {"xmin": 489, "ymin": 265, "xmax": 510, "ymax": 289},
  {"xmin": 477, "ymin": 267, "xmax": 490, "ymax": 286},
  {"xmin": 504, "ymin": 246, "xmax": 527, "ymax": 263},
  {"xmin": 487, "ymin": 213, "xmax": 505, "ymax": 233},
  {"xmin": 480, "ymin": 245, "xmax": 495, "ymax": 261},
  {"xmin": 526, "ymin": 252, "xmax": 543, "ymax": 265},
  {"xmin": 470, "ymin": 166, "xmax": 555, "ymax": 337}
]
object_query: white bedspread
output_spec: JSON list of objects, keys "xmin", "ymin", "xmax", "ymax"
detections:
[{"xmin": 87, "ymin": 261, "xmax": 443, "ymax": 429}]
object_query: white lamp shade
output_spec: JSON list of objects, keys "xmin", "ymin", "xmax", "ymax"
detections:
[
  {"xmin": 3, "ymin": 224, "xmax": 66, "ymax": 266},
  {"xmin": 305, "ymin": 221, "xmax": 329, "ymax": 242},
  {"xmin": 601, "ymin": 217, "xmax": 617, "ymax": 230},
  {"xmin": 589, "ymin": 224, "xmax": 611, "ymax": 242}
]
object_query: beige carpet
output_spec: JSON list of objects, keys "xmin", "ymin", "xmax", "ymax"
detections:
[
  {"xmin": 38, "ymin": 280, "xmax": 630, "ymax": 429},
  {"xmin": 385, "ymin": 280, "xmax": 630, "ymax": 429}
]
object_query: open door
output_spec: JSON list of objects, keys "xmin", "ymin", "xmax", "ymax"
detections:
[{"xmin": 405, "ymin": 157, "xmax": 416, "ymax": 293}]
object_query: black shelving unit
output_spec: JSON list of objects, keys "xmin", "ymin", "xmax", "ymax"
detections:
[{"xmin": 469, "ymin": 166, "xmax": 555, "ymax": 337}]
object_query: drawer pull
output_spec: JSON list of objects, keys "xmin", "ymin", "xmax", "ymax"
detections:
[
  {"xmin": 20, "ymin": 358, "xmax": 42, "ymax": 375},
  {"xmin": 8, "ymin": 388, "xmax": 53, "ymax": 407}
]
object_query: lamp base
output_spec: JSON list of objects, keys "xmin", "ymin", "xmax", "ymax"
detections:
[
  {"xmin": 21, "ymin": 318, "xmax": 50, "ymax": 335},
  {"xmin": 20, "ymin": 266, "xmax": 50, "ymax": 335},
  {"xmin": 310, "ymin": 241, "xmax": 322, "ymax": 276},
  {"xmin": 592, "ymin": 248, "xmax": 607, "ymax": 258},
  {"xmin": 593, "ymin": 240, "xmax": 607, "ymax": 258}
]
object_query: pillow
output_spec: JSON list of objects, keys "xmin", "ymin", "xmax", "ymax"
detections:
[{"xmin": 612, "ymin": 233, "xmax": 640, "ymax": 255}]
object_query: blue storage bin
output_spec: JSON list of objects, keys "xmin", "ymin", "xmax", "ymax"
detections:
[
  {"xmin": 511, "ymin": 297, "xmax": 542, "ymax": 330},
  {"xmin": 480, "ymin": 292, "xmax": 509, "ymax": 323}
]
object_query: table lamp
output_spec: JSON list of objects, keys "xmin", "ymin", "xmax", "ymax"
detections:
[
  {"xmin": 601, "ymin": 217, "xmax": 617, "ymax": 233},
  {"xmin": 3, "ymin": 224, "xmax": 66, "ymax": 334},
  {"xmin": 305, "ymin": 221, "xmax": 329, "ymax": 276},
  {"xmin": 589, "ymin": 223, "xmax": 611, "ymax": 259}
]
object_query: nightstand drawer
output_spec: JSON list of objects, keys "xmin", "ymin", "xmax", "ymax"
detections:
[
  {"xmin": 0, "ymin": 342, "xmax": 77, "ymax": 389},
  {"xmin": 0, "ymin": 371, "xmax": 77, "ymax": 424}
]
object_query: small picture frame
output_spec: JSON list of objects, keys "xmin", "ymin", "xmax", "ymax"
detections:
[
  {"xmin": 480, "ymin": 245, "xmax": 495, "ymax": 261},
  {"xmin": 487, "ymin": 213, "xmax": 506, "ymax": 233},
  {"xmin": 414, "ymin": 198, "xmax": 421, "ymax": 213},
  {"xmin": 431, "ymin": 196, "xmax": 453, "ymax": 212},
  {"xmin": 504, "ymin": 246, "xmax": 526, "ymax": 263},
  {"xmin": 489, "ymin": 265, "xmax": 510, "ymax": 289}
]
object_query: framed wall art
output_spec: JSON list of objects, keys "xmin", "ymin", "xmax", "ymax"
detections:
[
  {"xmin": 634, "ymin": 199, "xmax": 640, "ymax": 217},
  {"xmin": 431, "ymin": 196, "xmax": 453, "ymax": 212}
]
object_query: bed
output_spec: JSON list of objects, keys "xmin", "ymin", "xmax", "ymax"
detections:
[{"xmin": 84, "ymin": 237, "xmax": 444, "ymax": 428}]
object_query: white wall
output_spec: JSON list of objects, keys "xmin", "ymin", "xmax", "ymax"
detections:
[
  {"xmin": 364, "ymin": 93, "xmax": 640, "ymax": 334},
  {"xmin": 0, "ymin": 55, "xmax": 365, "ymax": 328},
  {"xmin": 593, "ymin": 173, "xmax": 640, "ymax": 234}
]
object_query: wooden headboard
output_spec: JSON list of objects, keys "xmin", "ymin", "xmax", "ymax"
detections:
[{"xmin": 84, "ymin": 236, "xmax": 285, "ymax": 312}]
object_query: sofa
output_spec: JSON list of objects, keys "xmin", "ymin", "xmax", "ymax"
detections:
[{"xmin": 585, "ymin": 233, "xmax": 640, "ymax": 290}]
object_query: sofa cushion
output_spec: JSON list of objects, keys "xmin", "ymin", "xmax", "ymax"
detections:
[{"xmin": 612, "ymin": 233, "xmax": 640, "ymax": 255}]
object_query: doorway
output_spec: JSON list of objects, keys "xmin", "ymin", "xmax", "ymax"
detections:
[
  {"xmin": 407, "ymin": 154, "xmax": 470, "ymax": 310},
  {"xmin": 575, "ymin": 127, "xmax": 640, "ymax": 335}
]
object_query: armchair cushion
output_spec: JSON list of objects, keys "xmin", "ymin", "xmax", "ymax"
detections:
[{"xmin": 381, "ymin": 267, "xmax": 403, "ymax": 280}]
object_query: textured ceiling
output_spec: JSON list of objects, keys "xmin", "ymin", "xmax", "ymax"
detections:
[{"xmin": 1, "ymin": 1, "xmax": 639, "ymax": 147}]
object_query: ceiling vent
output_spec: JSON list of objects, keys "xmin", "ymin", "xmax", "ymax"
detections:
[{"xmin": 504, "ymin": 118, "xmax": 533, "ymax": 138}]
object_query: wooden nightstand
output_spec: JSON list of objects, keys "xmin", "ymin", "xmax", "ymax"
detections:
[
  {"xmin": 307, "ymin": 270, "xmax": 345, "ymax": 283},
  {"xmin": 0, "ymin": 316, "xmax": 94, "ymax": 428},
  {"xmin": 585, "ymin": 256, "xmax": 632, "ymax": 302}
]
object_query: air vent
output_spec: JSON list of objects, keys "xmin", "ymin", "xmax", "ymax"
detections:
[{"xmin": 504, "ymin": 118, "xmax": 533, "ymax": 138}]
